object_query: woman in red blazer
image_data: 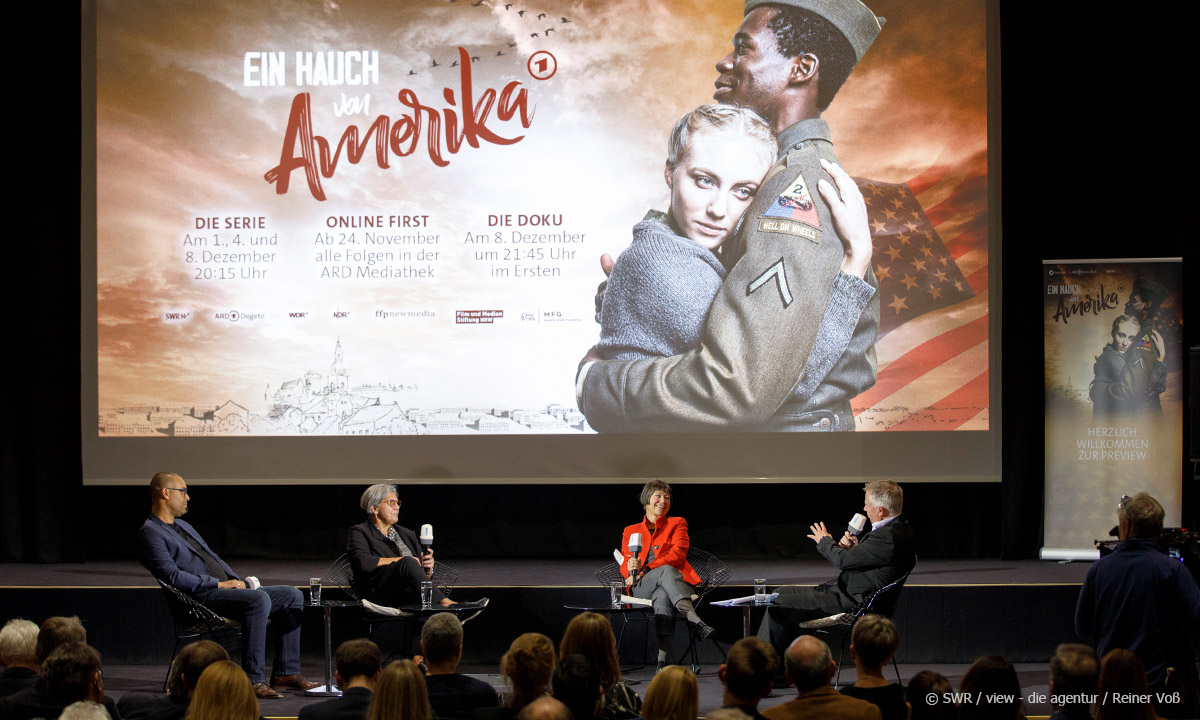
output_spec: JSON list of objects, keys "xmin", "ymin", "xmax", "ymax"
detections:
[{"xmin": 619, "ymin": 479, "xmax": 714, "ymax": 670}]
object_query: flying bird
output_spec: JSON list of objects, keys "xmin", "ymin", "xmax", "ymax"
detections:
[
  {"xmin": 560, "ymin": 17, "xmax": 571, "ymax": 23},
  {"xmin": 544, "ymin": 27, "xmax": 554, "ymax": 34},
  {"xmin": 451, "ymin": 59, "xmax": 460, "ymax": 66},
  {"xmin": 495, "ymin": 50, "xmax": 504, "ymax": 56},
  {"xmin": 431, "ymin": 59, "xmax": 440, "ymax": 67},
  {"xmin": 530, "ymin": 32, "xmax": 539, "ymax": 37},
  {"xmin": 408, "ymin": 69, "xmax": 417, "ymax": 75},
  {"xmin": 537, "ymin": 12, "xmax": 547, "ymax": 19},
  {"xmin": 517, "ymin": 9, "xmax": 525, "ymax": 16},
  {"xmin": 471, "ymin": 55, "xmax": 481, "ymax": 62}
]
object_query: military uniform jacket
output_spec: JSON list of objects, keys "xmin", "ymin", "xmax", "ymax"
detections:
[{"xmin": 579, "ymin": 118, "xmax": 879, "ymax": 431}]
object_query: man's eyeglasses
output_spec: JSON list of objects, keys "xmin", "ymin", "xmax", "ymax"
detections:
[{"xmin": 166, "ymin": 487, "xmax": 190, "ymax": 496}]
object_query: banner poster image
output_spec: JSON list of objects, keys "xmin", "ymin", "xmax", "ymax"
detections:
[
  {"xmin": 94, "ymin": 0, "xmax": 989, "ymax": 437},
  {"xmin": 1042, "ymin": 259, "xmax": 1183, "ymax": 554}
]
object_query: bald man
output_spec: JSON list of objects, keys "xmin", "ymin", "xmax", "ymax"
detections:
[{"xmin": 762, "ymin": 636, "xmax": 880, "ymax": 720}]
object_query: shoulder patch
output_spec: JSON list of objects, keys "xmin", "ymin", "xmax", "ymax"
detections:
[{"xmin": 759, "ymin": 171, "xmax": 820, "ymax": 241}]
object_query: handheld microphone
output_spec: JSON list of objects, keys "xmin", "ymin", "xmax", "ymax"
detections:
[
  {"xmin": 848, "ymin": 513, "xmax": 868, "ymax": 537},
  {"xmin": 420, "ymin": 524, "xmax": 434, "ymax": 555},
  {"xmin": 628, "ymin": 533, "xmax": 644, "ymax": 581}
]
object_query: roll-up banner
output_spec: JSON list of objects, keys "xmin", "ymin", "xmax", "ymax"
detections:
[{"xmin": 1042, "ymin": 259, "xmax": 1183, "ymax": 559}]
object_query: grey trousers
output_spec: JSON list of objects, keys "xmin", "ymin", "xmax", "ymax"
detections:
[{"xmin": 632, "ymin": 565, "xmax": 695, "ymax": 639}]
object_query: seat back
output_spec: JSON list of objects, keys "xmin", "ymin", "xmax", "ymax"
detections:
[
  {"xmin": 324, "ymin": 553, "xmax": 458, "ymax": 603},
  {"xmin": 155, "ymin": 580, "xmax": 237, "ymax": 636},
  {"xmin": 685, "ymin": 547, "xmax": 732, "ymax": 601}
]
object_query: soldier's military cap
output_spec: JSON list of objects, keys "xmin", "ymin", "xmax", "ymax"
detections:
[
  {"xmin": 1132, "ymin": 277, "xmax": 1168, "ymax": 306},
  {"xmin": 744, "ymin": 0, "xmax": 884, "ymax": 62}
]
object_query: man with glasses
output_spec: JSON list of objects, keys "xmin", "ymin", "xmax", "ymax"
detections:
[{"xmin": 138, "ymin": 472, "xmax": 317, "ymax": 700}]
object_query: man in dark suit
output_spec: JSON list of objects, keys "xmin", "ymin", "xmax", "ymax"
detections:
[
  {"xmin": 763, "ymin": 636, "xmax": 881, "ymax": 720},
  {"xmin": 138, "ymin": 472, "xmax": 316, "ymax": 699},
  {"xmin": 766, "ymin": 481, "xmax": 915, "ymax": 660},
  {"xmin": 298, "ymin": 639, "xmax": 381, "ymax": 720},
  {"xmin": 0, "ymin": 619, "xmax": 40, "ymax": 699}
]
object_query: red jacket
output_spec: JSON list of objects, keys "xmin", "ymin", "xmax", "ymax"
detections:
[{"xmin": 620, "ymin": 515, "xmax": 700, "ymax": 586}]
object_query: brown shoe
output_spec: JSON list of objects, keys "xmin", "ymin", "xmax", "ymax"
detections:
[
  {"xmin": 271, "ymin": 674, "xmax": 320, "ymax": 691},
  {"xmin": 253, "ymin": 682, "xmax": 283, "ymax": 699}
]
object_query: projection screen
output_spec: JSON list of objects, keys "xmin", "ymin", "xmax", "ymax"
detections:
[{"xmin": 82, "ymin": 0, "xmax": 1000, "ymax": 484}]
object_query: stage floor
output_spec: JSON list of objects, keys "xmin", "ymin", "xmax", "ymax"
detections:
[{"xmin": 0, "ymin": 557, "xmax": 1092, "ymax": 588}]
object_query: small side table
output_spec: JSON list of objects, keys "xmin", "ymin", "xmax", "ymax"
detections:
[{"xmin": 306, "ymin": 600, "xmax": 359, "ymax": 697}]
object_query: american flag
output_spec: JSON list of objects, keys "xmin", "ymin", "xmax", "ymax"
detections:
[{"xmin": 851, "ymin": 150, "xmax": 990, "ymax": 431}]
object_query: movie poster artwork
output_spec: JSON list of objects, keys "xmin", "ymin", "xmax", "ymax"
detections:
[
  {"xmin": 1042, "ymin": 259, "xmax": 1183, "ymax": 552},
  {"xmin": 94, "ymin": 0, "xmax": 989, "ymax": 437}
]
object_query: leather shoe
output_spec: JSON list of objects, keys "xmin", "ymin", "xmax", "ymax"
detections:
[
  {"xmin": 695, "ymin": 622, "xmax": 716, "ymax": 640},
  {"xmin": 253, "ymin": 683, "xmax": 283, "ymax": 699},
  {"xmin": 271, "ymin": 674, "xmax": 320, "ymax": 691}
]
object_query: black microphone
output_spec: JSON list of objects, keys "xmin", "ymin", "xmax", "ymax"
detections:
[{"xmin": 628, "ymin": 533, "xmax": 643, "ymax": 582}]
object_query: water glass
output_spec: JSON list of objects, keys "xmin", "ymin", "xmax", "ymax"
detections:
[
  {"xmin": 753, "ymin": 578, "xmax": 768, "ymax": 604},
  {"xmin": 609, "ymin": 581, "xmax": 625, "ymax": 607},
  {"xmin": 420, "ymin": 580, "xmax": 434, "ymax": 609},
  {"xmin": 309, "ymin": 577, "xmax": 322, "ymax": 605}
]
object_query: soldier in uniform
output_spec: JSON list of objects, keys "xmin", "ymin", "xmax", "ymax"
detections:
[{"xmin": 577, "ymin": 0, "xmax": 884, "ymax": 432}]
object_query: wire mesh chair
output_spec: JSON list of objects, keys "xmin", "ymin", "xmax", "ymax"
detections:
[
  {"xmin": 595, "ymin": 546, "xmax": 732, "ymax": 672},
  {"xmin": 797, "ymin": 560, "xmax": 915, "ymax": 687},
  {"xmin": 154, "ymin": 579, "xmax": 241, "ymax": 689}
]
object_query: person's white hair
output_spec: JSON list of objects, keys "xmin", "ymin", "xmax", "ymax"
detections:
[
  {"xmin": 864, "ymin": 480, "xmax": 903, "ymax": 515},
  {"xmin": 0, "ymin": 618, "xmax": 39, "ymax": 662},
  {"xmin": 59, "ymin": 700, "xmax": 112, "ymax": 720},
  {"xmin": 360, "ymin": 484, "xmax": 399, "ymax": 515}
]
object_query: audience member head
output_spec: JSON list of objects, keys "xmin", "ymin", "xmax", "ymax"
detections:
[
  {"xmin": 59, "ymin": 700, "xmax": 112, "ymax": 720},
  {"xmin": 552, "ymin": 654, "xmax": 603, "ymax": 720},
  {"xmin": 560, "ymin": 612, "xmax": 622, "ymax": 686},
  {"xmin": 368, "ymin": 659, "xmax": 431, "ymax": 720},
  {"xmin": 864, "ymin": 480, "xmax": 903, "ymax": 518},
  {"xmin": 185, "ymin": 660, "xmax": 258, "ymax": 720},
  {"xmin": 37, "ymin": 616, "xmax": 87, "ymax": 664},
  {"xmin": 502, "ymin": 632, "xmax": 556, "ymax": 710},
  {"xmin": 641, "ymin": 665, "xmax": 698, "ymax": 720},
  {"xmin": 850, "ymin": 614, "xmax": 900, "ymax": 671},
  {"xmin": 1118, "ymin": 492, "xmax": 1165, "ymax": 540},
  {"xmin": 518, "ymin": 696, "xmax": 572, "ymax": 720},
  {"xmin": 907, "ymin": 670, "xmax": 954, "ymax": 720},
  {"xmin": 719, "ymin": 637, "xmax": 779, "ymax": 704},
  {"xmin": 1048, "ymin": 643, "xmax": 1098, "ymax": 714},
  {"xmin": 335, "ymin": 638, "xmax": 383, "ymax": 689},
  {"xmin": 707, "ymin": 709, "xmax": 751, "ymax": 720},
  {"xmin": 420, "ymin": 612, "xmax": 464, "ymax": 670},
  {"xmin": 360, "ymin": 484, "xmax": 399, "ymax": 517},
  {"xmin": 0, "ymin": 618, "xmax": 40, "ymax": 670},
  {"xmin": 959, "ymin": 654, "xmax": 1023, "ymax": 720},
  {"xmin": 42, "ymin": 643, "xmax": 104, "ymax": 706},
  {"xmin": 167, "ymin": 640, "xmax": 230, "ymax": 701},
  {"xmin": 1095, "ymin": 649, "xmax": 1156, "ymax": 720},
  {"xmin": 783, "ymin": 635, "xmax": 835, "ymax": 693}
]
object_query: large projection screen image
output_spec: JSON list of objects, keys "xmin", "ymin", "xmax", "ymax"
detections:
[{"xmin": 83, "ymin": 0, "xmax": 996, "ymax": 484}]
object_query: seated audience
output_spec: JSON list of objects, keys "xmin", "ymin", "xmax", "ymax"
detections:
[
  {"xmin": 298, "ymin": 638, "xmax": 382, "ymax": 720},
  {"xmin": 478, "ymin": 633, "xmax": 556, "ymax": 720},
  {"xmin": 906, "ymin": 671, "xmax": 954, "ymax": 720},
  {"xmin": 762, "ymin": 636, "xmax": 881, "ymax": 720},
  {"xmin": 708, "ymin": 709, "xmax": 752, "ymax": 720},
  {"xmin": 185, "ymin": 660, "xmax": 260, "ymax": 720},
  {"xmin": 118, "ymin": 639, "xmax": 229, "ymax": 720},
  {"xmin": 559, "ymin": 613, "xmax": 641, "ymax": 720},
  {"xmin": 59, "ymin": 700, "xmax": 112, "ymax": 720},
  {"xmin": 0, "ymin": 619, "xmax": 40, "ymax": 698},
  {"xmin": 839, "ymin": 615, "xmax": 907, "ymax": 720},
  {"xmin": 1094, "ymin": 649, "xmax": 1159, "ymax": 720},
  {"xmin": 718, "ymin": 637, "xmax": 778, "ymax": 720},
  {"xmin": 1048, "ymin": 644, "xmax": 1098, "ymax": 720},
  {"xmin": 421, "ymin": 612, "xmax": 499, "ymax": 719},
  {"xmin": 368, "ymin": 659, "xmax": 432, "ymax": 720},
  {"xmin": 0, "ymin": 641, "xmax": 118, "ymax": 720},
  {"xmin": 517, "ymin": 697, "xmax": 571, "ymax": 720},
  {"xmin": 552, "ymin": 655, "xmax": 603, "ymax": 720},
  {"xmin": 37, "ymin": 617, "xmax": 88, "ymax": 668},
  {"xmin": 958, "ymin": 655, "xmax": 1024, "ymax": 720},
  {"xmin": 640, "ymin": 666, "xmax": 698, "ymax": 720}
]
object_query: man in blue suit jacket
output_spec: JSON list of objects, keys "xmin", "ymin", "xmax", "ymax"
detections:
[{"xmin": 139, "ymin": 472, "xmax": 317, "ymax": 699}]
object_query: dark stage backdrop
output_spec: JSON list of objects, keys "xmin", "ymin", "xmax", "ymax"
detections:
[{"xmin": 2, "ymin": 2, "xmax": 1195, "ymax": 563}]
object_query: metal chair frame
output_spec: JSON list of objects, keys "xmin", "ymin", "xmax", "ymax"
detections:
[
  {"xmin": 595, "ymin": 546, "xmax": 732, "ymax": 672},
  {"xmin": 800, "ymin": 564, "xmax": 914, "ymax": 687},
  {"xmin": 154, "ymin": 579, "xmax": 242, "ymax": 690}
]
